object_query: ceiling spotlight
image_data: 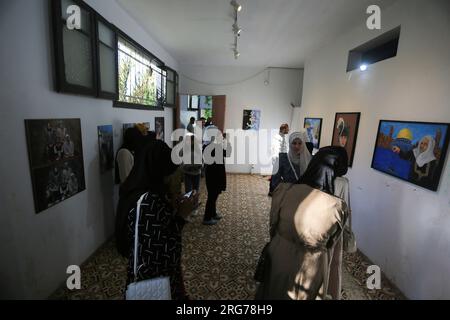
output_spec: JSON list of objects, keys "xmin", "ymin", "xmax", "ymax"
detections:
[
  {"xmin": 234, "ymin": 50, "xmax": 240, "ymax": 59},
  {"xmin": 233, "ymin": 23, "xmax": 242, "ymax": 35},
  {"xmin": 231, "ymin": 0, "xmax": 242, "ymax": 12},
  {"xmin": 360, "ymin": 64, "xmax": 368, "ymax": 71}
]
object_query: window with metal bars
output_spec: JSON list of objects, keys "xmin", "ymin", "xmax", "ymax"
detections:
[{"xmin": 116, "ymin": 37, "xmax": 166, "ymax": 109}]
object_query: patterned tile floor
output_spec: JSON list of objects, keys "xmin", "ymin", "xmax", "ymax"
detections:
[{"xmin": 51, "ymin": 174, "xmax": 406, "ymax": 300}]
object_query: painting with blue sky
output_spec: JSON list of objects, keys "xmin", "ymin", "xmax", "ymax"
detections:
[
  {"xmin": 304, "ymin": 118, "xmax": 323, "ymax": 151},
  {"xmin": 372, "ymin": 120, "xmax": 450, "ymax": 191}
]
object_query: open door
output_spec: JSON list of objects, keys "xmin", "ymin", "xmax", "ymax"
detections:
[{"xmin": 212, "ymin": 95, "xmax": 226, "ymax": 133}]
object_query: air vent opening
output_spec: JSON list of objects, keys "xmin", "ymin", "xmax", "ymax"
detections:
[{"xmin": 347, "ymin": 26, "xmax": 401, "ymax": 72}]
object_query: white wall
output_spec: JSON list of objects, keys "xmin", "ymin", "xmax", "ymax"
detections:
[
  {"xmin": 180, "ymin": 65, "xmax": 303, "ymax": 174},
  {"xmin": 299, "ymin": 0, "xmax": 450, "ymax": 299},
  {"xmin": 0, "ymin": 0, "xmax": 178, "ymax": 299}
]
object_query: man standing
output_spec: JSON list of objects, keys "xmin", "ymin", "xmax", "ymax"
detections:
[
  {"xmin": 187, "ymin": 117, "xmax": 196, "ymax": 134},
  {"xmin": 269, "ymin": 123, "xmax": 290, "ymax": 196}
]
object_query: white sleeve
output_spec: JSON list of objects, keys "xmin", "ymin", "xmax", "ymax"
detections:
[{"xmin": 117, "ymin": 149, "xmax": 134, "ymax": 183}]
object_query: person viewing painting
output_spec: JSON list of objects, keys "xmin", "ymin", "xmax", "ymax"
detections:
[{"xmin": 256, "ymin": 146, "xmax": 350, "ymax": 300}]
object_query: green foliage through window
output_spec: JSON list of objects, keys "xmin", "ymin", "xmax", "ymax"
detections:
[{"xmin": 118, "ymin": 38, "xmax": 165, "ymax": 107}]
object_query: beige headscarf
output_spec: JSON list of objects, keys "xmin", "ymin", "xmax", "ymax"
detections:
[{"xmin": 288, "ymin": 131, "xmax": 312, "ymax": 177}]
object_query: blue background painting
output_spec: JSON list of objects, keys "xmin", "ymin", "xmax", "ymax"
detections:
[{"xmin": 373, "ymin": 121, "xmax": 448, "ymax": 186}]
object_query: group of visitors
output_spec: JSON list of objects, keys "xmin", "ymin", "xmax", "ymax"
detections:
[{"xmin": 113, "ymin": 119, "xmax": 355, "ymax": 300}]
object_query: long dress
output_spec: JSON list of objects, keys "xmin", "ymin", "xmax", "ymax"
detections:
[
  {"xmin": 256, "ymin": 183, "xmax": 348, "ymax": 300},
  {"xmin": 327, "ymin": 177, "xmax": 353, "ymax": 300},
  {"xmin": 126, "ymin": 192, "xmax": 187, "ymax": 300}
]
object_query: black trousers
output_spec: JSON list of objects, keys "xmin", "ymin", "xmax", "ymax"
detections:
[{"xmin": 204, "ymin": 190, "xmax": 220, "ymax": 221}]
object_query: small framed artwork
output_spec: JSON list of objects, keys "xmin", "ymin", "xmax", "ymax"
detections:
[
  {"xmin": 243, "ymin": 109, "xmax": 261, "ymax": 130},
  {"xmin": 331, "ymin": 112, "xmax": 361, "ymax": 167},
  {"xmin": 97, "ymin": 125, "xmax": 114, "ymax": 173},
  {"xmin": 304, "ymin": 118, "xmax": 323, "ymax": 151},
  {"xmin": 123, "ymin": 122, "xmax": 150, "ymax": 137},
  {"xmin": 371, "ymin": 120, "xmax": 450, "ymax": 191},
  {"xmin": 25, "ymin": 119, "xmax": 86, "ymax": 213},
  {"xmin": 155, "ymin": 117, "xmax": 165, "ymax": 141}
]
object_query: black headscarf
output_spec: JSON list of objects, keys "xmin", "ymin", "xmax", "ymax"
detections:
[
  {"xmin": 120, "ymin": 140, "xmax": 178, "ymax": 198},
  {"xmin": 115, "ymin": 140, "xmax": 178, "ymax": 256},
  {"xmin": 299, "ymin": 146, "xmax": 348, "ymax": 195}
]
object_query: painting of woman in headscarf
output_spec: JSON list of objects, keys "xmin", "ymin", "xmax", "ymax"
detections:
[
  {"xmin": 331, "ymin": 113, "xmax": 361, "ymax": 167},
  {"xmin": 371, "ymin": 120, "xmax": 450, "ymax": 191}
]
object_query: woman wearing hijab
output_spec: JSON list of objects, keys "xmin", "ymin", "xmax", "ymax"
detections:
[
  {"xmin": 271, "ymin": 131, "xmax": 312, "ymax": 191},
  {"xmin": 119, "ymin": 140, "xmax": 196, "ymax": 300},
  {"xmin": 255, "ymin": 146, "xmax": 349, "ymax": 300},
  {"xmin": 392, "ymin": 135, "xmax": 438, "ymax": 189}
]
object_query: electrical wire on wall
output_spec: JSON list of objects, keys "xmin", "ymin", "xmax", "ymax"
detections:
[{"xmin": 179, "ymin": 67, "xmax": 302, "ymax": 87}]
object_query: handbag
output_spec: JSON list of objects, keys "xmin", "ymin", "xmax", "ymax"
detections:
[
  {"xmin": 254, "ymin": 184, "xmax": 292, "ymax": 282},
  {"xmin": 126, "ymin": 193, "xmax": 172, "ymax": 300},
  {"xmin": 254, "ymin": 243, "xmax": 270, "ymax": 282},
  {"xmin": 343, "ymin": 209, "xmax": 357, "ymax": 253}
]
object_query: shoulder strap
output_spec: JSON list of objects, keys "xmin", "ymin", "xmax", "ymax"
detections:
[
  {"xmin": 287, "ymin": 155, "xmax": 299, "ymax": 181},
  {"xmin": 133, "ymin": 192, "xmax": 149, "ymax": 281}
]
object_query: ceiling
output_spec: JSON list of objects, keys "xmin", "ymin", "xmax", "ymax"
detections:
[{"xmin": 116, "ymin": 0, "xmax": 398, "ymax": 68}]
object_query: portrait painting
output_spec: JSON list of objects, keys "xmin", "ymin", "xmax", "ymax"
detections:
[
  {"xmin": 155, "ymin": 117, "xmax": 165, "ymax": 141},
  {"xmin": 331, "ymin": 113, "xmax": 361, "ymax": 167},
  {"xmin": 243, "ymin": 109, "xmax": 261, "ymax": 131},
  {"xmin": 25, "ymin": 119, "xmax": 86, "ymax": 213},
  {"xmin": 371, "ymin": 120, "xmax": 450, "ymax": 191},
  {"xmin": 97, "ymin": 125, "xmax": 114, "ymax": 173},
  {"xmin": 304, "ymin": 118, "xmax": 323, "ymax": 151}
]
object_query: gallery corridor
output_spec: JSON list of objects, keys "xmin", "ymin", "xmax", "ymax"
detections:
[{"xmin": 51, "ymin": 175, "xmax": 405, "ymax": 300}]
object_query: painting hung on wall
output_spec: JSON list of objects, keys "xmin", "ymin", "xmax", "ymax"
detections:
[
  {"xmin": 25, "ymin": 119, "xmax": 86, "ymax": 213},
  {"xmin": 123, "ymin": 122, "xmax": 150, "ymax": 137},
  {"xmin": 371, "ymin": 120, "xmax": 450, "ymax": 191},
  {"xmin": 243, "ymin": 109, "xmax": 261, "ymax": 130},
  {"xmin": 304, "ymin": 118, "xmax": 323, "ymax": 151},
  {"xmin": 155, "ymin": 117, "xmax": 165, "ymax": 141},
  {"xmin": 97, "ymin": 125, "xmax": 114, "ymax": 173},
  {"xmin": 331, "ymin": 113, "xmax": 361, "ymax": 167}
]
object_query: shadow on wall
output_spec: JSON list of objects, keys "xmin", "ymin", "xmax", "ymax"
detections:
[{"xmin": 87, "ymin": 152, "xmax": 116, "ymax": 243}]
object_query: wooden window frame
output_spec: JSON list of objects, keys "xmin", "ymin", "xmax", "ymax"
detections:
[
  {"xmin": 51, "ymin": 0, "xmax": 98, "ymax": 96},
  {"xmin": 95, "ymin": 14, "xmax": 119, "ymax": 100}
]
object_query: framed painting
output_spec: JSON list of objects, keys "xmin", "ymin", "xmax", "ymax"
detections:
[
  {"xmin": 155, "ymin": 117, "xmax": 165, "ymax": 141},
  {"xmin": 243, "ymin": 109, "xmax": 261, "ymax": 131},
  {"xmin": 304, "ymin": 118, "xmax": 323, "ymax": 151},
  {"xmin": 331, "ymin": 113, "xmax": 361, "ymax": 167},
  {"xmin": 97, "ymin": 125, "xmax": 114, "ymax": 173},
  {"xmin": 25, "ymin": 119, "xmax": 86, "ymax": 213},
  {"xmin": 371, "ymin": 120, "xmax": 450, "ymax": 191},
  {"xmin": 123, "ymin": 122, "xmax": 150, "ymax": 137}
]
